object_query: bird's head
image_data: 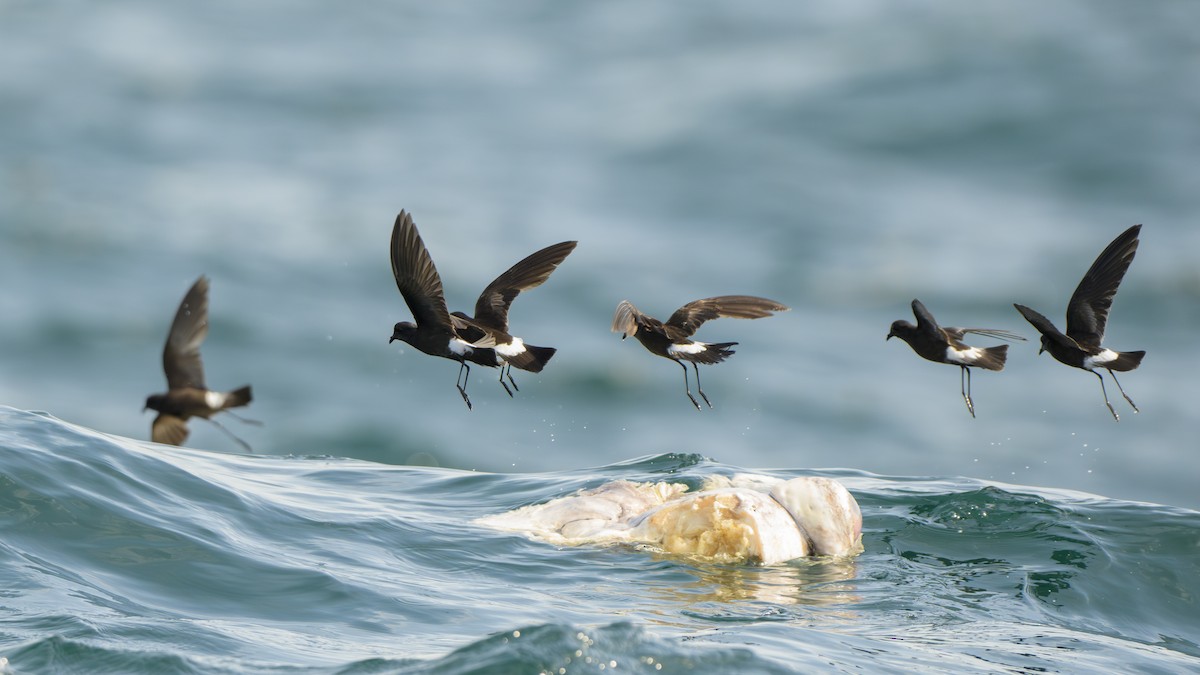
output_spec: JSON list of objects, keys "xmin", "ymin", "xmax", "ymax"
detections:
[
  {"xmin": 1038, "ymin": 335, "xmax": 1052, "ymax": 355},
  {"xmin": 390, "ymin": 321, "xmax": 416, "ymax": 344},
  {"xmin": 143, "ymin": 394, "xmax": 166, "ymax": 413},
  {"xmin": 886, "ymin": 320, "xmax": 912, "ymax": 342}
]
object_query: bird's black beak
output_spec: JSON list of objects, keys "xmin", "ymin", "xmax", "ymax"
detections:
[
  {"xmin": 886, "ymin": 333, "xmax": 894, "ymax": 341},
  {"xmin": 389, "ymin": 336, "xmax": 397, "ymax": 343},
  {"xmin": 1037, "ymin": 346, "xmax": 1045, "ymax": 355},
  {"xmin": 621, "ymin": 334, "xmax": 627, "ymax": 340}
]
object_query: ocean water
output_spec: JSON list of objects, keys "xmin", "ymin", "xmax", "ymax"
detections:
[
  {"xmin": 2, "ymin": 407, "xmax": 1199, "ymax": 673},
  {"xmin": 2, "ymin": 0, "xmax": 1200, "ymax": 671}
]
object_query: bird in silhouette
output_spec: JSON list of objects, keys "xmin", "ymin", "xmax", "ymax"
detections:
[
  {"xmin": 450, "ymin": 240, "xmax": 577, "ymax": 396},
  {"xmin": 612, "ymin": 295, "xmax": 788, "ymax": 409},
  {"xmin": 144, "ymin": 276, "xmax": 255, "ymax": 449},
  {"xmin": 887, "ymin": 299, "xmax": 1025, "ymax": 417},
  {"xmin": 1014, "ymin": 224, "xmax": 1145, "ymax": 421},
  {"xmin": 388, "ymin": 210, "xmax": 502, "ymax": 409}
]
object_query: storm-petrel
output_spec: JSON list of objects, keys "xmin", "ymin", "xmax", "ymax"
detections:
[
  {"xmin": 1014, "ymin": 224, "xmax": 1145, "ymax": 421},
  {"xmin": 451, "ymin": 240, "xmax": 577, "ymax": 396},
  {"xmin": 887, "ymin": 299, "xmax": 1025, "ymax": 418},
  {"xmin": 144, "ymin": 276, "xmax": 254, "ymax": 449},
  {"xmin": 611, "ymin": 295, "xmax": 788, "ymax": 409},
  {"xmin": 388, "ymin": 210, "xmax": 503, "ymax": 409}
]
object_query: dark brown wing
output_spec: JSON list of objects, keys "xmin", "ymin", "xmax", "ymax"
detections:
[
  {"xmin": 611, "ymin": 300, "xmax": 646, "ymax": 336},
  {"xmin": 1014, "ymin": 303, "xmax": 1077, "ymax": 349},
  {"xmin": 449, "ymin": 312, "xmax": 497, "ymax": 347},
  {"xmin": 942, "ymin": 327, "xmax": 1027, "ymax": 343},
  {"xmin": 163, "ymin": 276, "xmax": 209, "ymax": 390},
  {"xmin": 151, "ymin": 414, "xmax": 189, "ymax": 446},
  {"xmin": 390, "ymin": 211, "xmax": 453, "ymax": 329},
  {"xmin": 909, "ymin": 299, "xmax": 946, "ymax": 342},
  {"xmin": 663, "ymin": 295, "xmax": 788, "ymax": 339},
  {"xmin": 473, "ymin": 241, "xmax": 577, "ymax": 330},
  {"xmin": 915, "ymin": 299, "xmax": 1026, "ymax": 344},
  {"xmin": 1065, "ymin": 224, "xmax": 1140, "ymax": 349}
]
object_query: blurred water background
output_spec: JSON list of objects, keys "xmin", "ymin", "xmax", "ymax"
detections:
[{"xmin": 1, "ymin": 1, "xmax": 1199, "ymax": 671}]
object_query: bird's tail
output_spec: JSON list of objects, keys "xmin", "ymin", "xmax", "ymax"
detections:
[
  {"xmin": 974, "ymin": 345, "xmax": 1009, "ymax": 372},
  {"xmin": 1106, "ymin": 350, "xmax": 1145, "ymax": 372},
  {"xmin": 504, "ymin": 344, "xmax": 557, "ymax": 373},
  {"xmin": 224, "ymin": 385, "xmax": 253, "ymax": 410},
  {"xmin": 690, "ymin": 342, "xmax": 738, "ymax": 365}
]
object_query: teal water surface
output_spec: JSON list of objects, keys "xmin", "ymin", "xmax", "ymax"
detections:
[{"xmin": 2, "ymin": 407, "xmax": 1198, "ymax": 672}]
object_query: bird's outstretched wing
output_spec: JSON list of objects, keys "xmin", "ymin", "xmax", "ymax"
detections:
[
  {"xmin": 473, "ymin": 241, "xmax": 577, "ymax": 330},
  {"xmin": 611, "ymin": 300, "xmax": 647, "ymax": 337},
  {"xmin": 390, "ymin": 211, "xmax": 453, "ymax": 330},
  {"xmin": 1014, "ymin": 303, "xmax": 1070, "ymax": 341},
  {"xmin": 917, "ymin": 299, "xmax": 1025, "ymax": 344},
  {"xmin": 163, "ymin": 276, "xmax": 209, "ymax": 390},
  {"xmin": 1065, "ymin": 224, "xmax": 1140, "ymax": 349},
  {"xmin": 664, "ymin": 295, "xmax": 788, "ymax": 339},
  {"xmin": 908, "ymin": 299, "xmax": 946, "ymax": 340},
  {"xmin": 942, "ymin": 327, "xmax": 1027, "ymax": 342},
  {"xmin": 449, "ymin": 312, "xmax": 498, "ymax": 347},
  {"xmin": 152, "ymin": 414, "xmax": 189, "ymax": 446}
]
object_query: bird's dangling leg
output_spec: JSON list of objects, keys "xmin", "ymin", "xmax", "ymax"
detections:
[
  {"xmin": 498, "ymin": 363, "xmax": 518, "ymax": 397},
  {"xmin": 456, "ymin": 360, "xmax": 474, "ymax": 410},
  {"xmin": 205, "ymin": 417, "xmax": 253, "ymax": 453},
  {"xmin": 692, "ymin": 362, "xmax": 713, "ymax": 409},
  {"xmin": 960, "ymin": 366, "xmax": 976, "ymax": 418},
  {"xmin": 1107, "ymin": 368, "xmax": 1138, "ymax": 414},
  {"xmin": 677, "ymin": 360, "xmax": 701, "ymax": 411},
  {"xmin": 223, "ymin": 410, "xmax": 263, "ymax": 426},
  {"xmin": 1093, "ymin": 370, "xmax": 1119, "ymax": 421}
]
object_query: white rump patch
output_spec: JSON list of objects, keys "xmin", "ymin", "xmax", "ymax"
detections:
[
  {"xmin": 204, "ymin": 391, "xmax": 226, "ymax": 409},
  {"xmin": 495, "ymin": 337, "xmax": 527, "ymax": 358},
  {"xmin": 1084, "ymin": 349, "xmax": 1120, "ymax": 370},
  {"xmin": 945, "ymin": 345, "xmax": 985, "ymax": 365},
  {"xmin": 449, "ymin": 338, "xmax": 475, "ymax": 356},
  {"xmin": 667, "ymin": 341, "xmax": 706, "ymax": 356}
]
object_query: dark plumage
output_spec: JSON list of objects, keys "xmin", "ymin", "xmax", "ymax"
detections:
[
  {"xmin": 887, "ymin": 299, "xmax": 1025, "ymax": 418},
  {"xmin": 388, "ymin": 210, "xmax": 499, "ymax": 409},
  {"xmin": 612, "ymin": 295, "xmax": 788, "ymax": 409},
  {"xmin": 143, "ymin": 276, "xmax": 254, "ymax": 449},
  {"xmin": 1014, "ymin": 224, "xmax": 1145, "ymax": 420},
  {"xmin": 451, "ymin": 239, "xmax": 577, "ymax": 396}
]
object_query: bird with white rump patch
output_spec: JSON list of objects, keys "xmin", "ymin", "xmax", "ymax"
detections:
[
  {"xmin": 1014, "ymin": 224, "xmax": 1145, "ymax": 421},
  {"xmin": 611, "ymin": 295, "xmax": 788, "ymax": 410},
  {"xmin": 887, "ymin": 298, "xmax": 1025, "ymax": 417}
]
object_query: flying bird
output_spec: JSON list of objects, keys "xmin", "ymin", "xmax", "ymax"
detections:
[
  {"xmin": 144, "ymin": 276, "xmax": 255, "ymax": 449},
  {"xmin": 388, "ymin": 210, "xmax": 498, "ymax": 409},
  {"xmin": 388, "ymin": 211, "xmax": 574, "ymax": 407},
  {"xmin": 612, "ymin": 295, "xmax": 788, "ymax": 409},
  {"xmin": 887, "ymin": 299, "xmax": 1025, "ymax": 417},
  {"xmin": 1014, "ymin": 224, "xmax": 1145, "ymax": 421},
  {"xmin": 451, "ymin": 239, "xmax": 577, "ymax": 396}
]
